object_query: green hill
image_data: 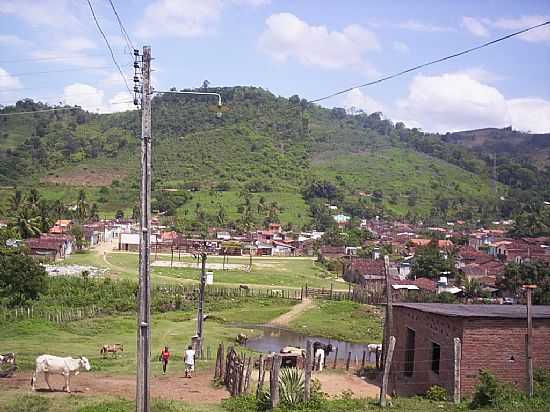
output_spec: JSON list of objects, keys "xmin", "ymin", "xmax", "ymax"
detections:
[{"xmin": 0, "ymin": 87, "xmax": 546, "ymax": 229}]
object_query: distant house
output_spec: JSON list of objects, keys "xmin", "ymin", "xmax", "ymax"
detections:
[
  {"xmin": 333, "ymin": 214, "xmax": 351, "ymax": 227},
  {"xmin": 344, "ymin": 259, "xmax": 386, "ymax": 287},
  {"xmin": 272, "ymin": 241, "xmax": 295, "ymax": 257},
  {"xmin": 49, "ymin": 219, "xmax": 73, "ymax": 235},
  {"xmin": 119, "ymin": 233, "xmax": 140, "ymax": 252},
  {"xmin": 389, "ymin": 303, "xmax": 550, "ymax": 396},
  {"xmin": 319, "ymin": 245, "xmax": 347, "ymax": 259},
  {"xmin": 25, "ymin": 233, "xmax": 74, "ymax": 260}
]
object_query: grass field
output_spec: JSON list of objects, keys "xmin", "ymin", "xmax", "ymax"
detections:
[
  {"xmin": 64, "ymin": 251, "xmax": 343, "ymax": 289},
  {"xmin": 289, "ymin": 300, "xmax": 384, "ymax": 343}
]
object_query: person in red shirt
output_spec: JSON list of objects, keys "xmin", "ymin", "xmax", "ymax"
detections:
[{"xmin": 160, "ymin": 346, "xmax": 171, "ymax": 374}]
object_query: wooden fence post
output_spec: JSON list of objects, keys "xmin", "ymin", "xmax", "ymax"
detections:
[
  {"xmin": 244, "ymin": 356, "xmax": 252, "ymax": 393},
  {"xmin": 270, "ymin": 353, "xmax": 281, "ymax": 409},
  {"xmin": 361, "ymin": 350, "xmax": 366, "ymax": 369},
  {"xmin": 454, "ymin": 337, "xmax": 461, "ymax": 404},
  {"xmin": 333, "ymin": 346, "xmax": 339, "ymax": 369},
  {"xmin": 346, "ymin": 352, "xmax": 351, "ymax": 371},
  {"xmin": 304, "ymin": 340, "xmax": 313, "ymax": 401},
  {"xmin": 379, "ymin": 336, "xmax": 395, "ymax": 407},
  {"xmin": 257, "ymin": 355, "xmax": 265, "ymax": 398}
]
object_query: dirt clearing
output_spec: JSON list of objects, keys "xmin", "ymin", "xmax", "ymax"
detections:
[{"xmin": 42, "ymin": 168, "xmax": 128, "ymax": 186}]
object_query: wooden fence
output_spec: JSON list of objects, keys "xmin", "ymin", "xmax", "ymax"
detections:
[
  {"xmin": 158, "ymin": 284, "xmax": 303, "ymax": 301},
  {"xmin": 219, "ymin": 346, "xmax": 253, "ymax": 397},
  {"xmin": 0, "ymin": 305, "xmax": 101, "ymax": 324},
  {"xmin": 305, "ymin": 285, "xmax": 384, "ymax": 305}
]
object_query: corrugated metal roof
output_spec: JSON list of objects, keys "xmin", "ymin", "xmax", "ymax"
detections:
[{"xmin": 393, "ymin": 303, "xmax": 550, "ymax": 319}]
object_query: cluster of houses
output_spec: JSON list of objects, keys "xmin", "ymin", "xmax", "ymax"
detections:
[{"xmin": 321, "ymin": 219, "xmax": 550, "ymax": 302}]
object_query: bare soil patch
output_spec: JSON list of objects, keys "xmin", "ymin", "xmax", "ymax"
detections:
[
  {"xmin": 0, "ymin": 370, "xmax": 229, "ymax": 404},
  {"xmin": 269, "ymin": 298, "xmax": 315, "ymax": 326},
  {"xmin": 42, "ymin": 168, "xmax": 128, "ymax": 187}
]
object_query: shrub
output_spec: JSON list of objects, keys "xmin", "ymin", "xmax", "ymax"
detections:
[
  {"xmin": 470, "ymin": 369, "xmax": 523, "ymax": 409},
  {"xmin": 279, "ymin": 368, "xmax": 305, "ymax": 407},
  {"xmin": 425, "ymin": 385, "xmax": 448, "ymax": 401}
]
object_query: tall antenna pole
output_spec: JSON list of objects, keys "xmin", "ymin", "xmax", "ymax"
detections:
[
  {"xmin": 137, "ymin": 45, "xmax": 152, "ymax": 412},
  {"xmin": 493, "ymin": 153, "xmax": 497, "ymax": 195}
]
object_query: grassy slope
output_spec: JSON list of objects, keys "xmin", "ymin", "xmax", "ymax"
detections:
[{"xmin": 313, "ymin": 147, "xmax": 500, "ymax": 216}]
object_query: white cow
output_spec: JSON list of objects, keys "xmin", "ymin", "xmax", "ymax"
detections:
[
  {"xmin": 31, "ymin": 354, "xmax": 91, "ymax": 393},
  {"xmin": 367, "ymin": 343, "xmax": 382, "ymax": 363}
]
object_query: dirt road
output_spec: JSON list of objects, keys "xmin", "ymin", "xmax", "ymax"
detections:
[{"xmin": 269, "ymin": 298, "xmax": 315, "ymax": 326}]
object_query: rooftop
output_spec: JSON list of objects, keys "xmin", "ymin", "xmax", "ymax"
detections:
[{"xmin": 393, "ymin": 303, "xmax": 550, "ymax": 319}]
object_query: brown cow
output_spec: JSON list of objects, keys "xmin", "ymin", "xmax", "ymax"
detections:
[{"xmin": 100, "ymin": 344, "xmax": 124, "ymax": 358}]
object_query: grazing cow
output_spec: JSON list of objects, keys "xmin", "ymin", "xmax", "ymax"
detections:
[
  {"xmin": 236, "ymin": 333, "xmax": 248, "ymax": 345},
  {"xmin": 31, "ymin": 354, "xmax": 91, "ymax": 393},
  {"xmin": 100, "ymin": 344, "xmax": 124, "ymax": 358},
  {"xmin": 0, "ymin": 352, "xmax": 16, "ymax": 365}
]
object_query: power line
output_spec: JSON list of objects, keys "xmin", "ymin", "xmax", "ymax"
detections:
[
  {"xmin": 0, "ymin": 66, "xmax": 113, "ymax": 78},
  {"xmin": 86, "ymin": 0, "xmax": 133, "ymax": 97},
  {"xmin": 107, "ymin": 0, "xmax": 134, "ymax": 52},
  {"xmin": 305, "ymin": 20, "xmax": 550, "ymax": 105}
]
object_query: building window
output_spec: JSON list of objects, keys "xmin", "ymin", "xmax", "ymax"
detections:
[
  {"xmin": 404, "ymin": 328, "xmax": 415, "ymax": 377},
  {"xmin": 431, "ymin": 342, "xmax": 441, "ymax": 374}
]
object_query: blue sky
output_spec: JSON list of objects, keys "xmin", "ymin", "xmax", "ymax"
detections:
[{"xmin": 0, "ymin": 0, "xmax": 549, "ymax": 132}]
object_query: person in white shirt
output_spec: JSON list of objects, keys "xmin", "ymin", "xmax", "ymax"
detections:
[{"xmin": 184, "ymin": 345, "xmax": 195, "ymax": 378}]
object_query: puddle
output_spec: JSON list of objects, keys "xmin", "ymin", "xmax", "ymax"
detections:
[{"xmin": 231, "ymin": 324, "xmax": 379, "ymax": 361}]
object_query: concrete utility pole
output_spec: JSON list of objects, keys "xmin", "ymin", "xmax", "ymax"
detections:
[
  {"xmin": 137, "ymin": 45, "xmax": 152, "ymax": 412},
  {"xmin": 523, "ymin": 284, "xmax": 537, "ymax": 398},
  {"xmin": 382, "ymin": 255, "xmax": 393, "ymax": 368},
  {"xmin": 196, "ymin": 252, "xmax": 207, "ymax": 351}
]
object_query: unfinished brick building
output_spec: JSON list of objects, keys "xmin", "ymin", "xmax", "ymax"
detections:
[{"xmin": 388, "ymin": 303, "xmax": 550, "ymax": 397}]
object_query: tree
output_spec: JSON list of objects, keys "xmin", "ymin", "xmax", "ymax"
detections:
[
  {"xmin": 70, "ymin": 225, "xmax": 86, "ymax": 251},
  {"xmin": 497, "ymin": 261, "xmax": 550, "ymax": 304},
  {"xmin": 15, "ymin": 208, "xmax": 41, "ymax": 239},
  {"xmin": 36, "ymin": 200, "xmax": 53, "ymax": 233},
  {"xmin": 216, "ymin": 204, "xmax": 227, "ymax": 226},
  {"xmin": 411, "ymin": 241, "xmax": 456, "ymax": 279},
  {"xmin": 76, "ymin": 190, "xmax": 89, "ymax": 222},
  {"xmin": 27, "ymin": 188, "xmax": 41, "ymax": 211},
  {"xmin": 9, "ymin": 190, "xmax": 24, "ymax": 212},
  {"xmin": 0, "ymin": 252, "xmax": 47, "ymax": 306},
  {"xmin": 463, "ymin": 278, "xmax": 482, "ymax": 299}
]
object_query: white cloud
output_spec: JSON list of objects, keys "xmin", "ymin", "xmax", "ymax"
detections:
[
  {"xmin": 0, "ymin": 0, "xmax": 80, "ymax": 28},
  {"xmin": 136, "ymin": 0, "xmax": 223, "ymax": 38},
  {"xmin": 397, "ymin": 73, "xmax": 510, "ymax": 132},
  {"xmin": 396, "ymin": 20, "xmax": 454, "ymax": 32},
  {"xmin": 453, "ymin": 67, "xmax": 506, "ymax": 84},
  {"xmin": 342, "ymin": 88, "xmax": 387, "ymax": 115},
  {"xmin": 462, "ymin": 16, "xmax": 489, "ymax": 37},
  {"xmin": 392, "ymin": 41, "xmax": 409, "ymax": 53},
  {"xmin": 394, "ymin": 73, "xmax": 550, "ymax": 133},
  {"xmin": 258, "ymin": 13, "xmax": 380, "ymax": 74},
  {"xmin": 61, "ymin": 83, "xmax": 133, "ymax": 113},
  {"xmin": 0, "ymin": 34, "xmax": 32, "ymax": 47},
  {"xmin": 507, "ymin": 98, "xmax": 550, "ymax": 133},
  {"xmin": 493, "ymin": 15, "xmax": 550, "ymax": 43},
  {"xmin": 0, "ymin": 67, "xmax": 22, "ymax": 90}
]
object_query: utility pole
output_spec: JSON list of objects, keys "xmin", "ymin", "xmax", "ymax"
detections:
[
  {"xmin": 196, "ymin": 251, "xmax": 207, "ymax": 352},
  {"xmin": 523, "ymin": 284, "xmax": 537, "ymax": 398},
  {"xmin": 382, "ymin": 255, "xmax": 393, "ymax": 368},
  {"xmin": 137, "ymin": 45, "xmax": 151, "ymax": 412}
]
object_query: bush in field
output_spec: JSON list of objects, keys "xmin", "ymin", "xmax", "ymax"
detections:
[
  {"xmin": 425, "ymin": 385, "xmax": 448, "ymax": 401},
  {"xmin": 470, "ymin": 369, "xmax": 523, "ymax": 409}
]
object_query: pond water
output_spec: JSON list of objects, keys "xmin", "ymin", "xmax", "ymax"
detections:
[{"xmin": 232, "ymin": 324, "xmax": 378, "ymax": 362}]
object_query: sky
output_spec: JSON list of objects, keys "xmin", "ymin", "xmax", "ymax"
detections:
[{"xmin": 0, "ymin": 0, "xmax": 549, "ymax": 133}]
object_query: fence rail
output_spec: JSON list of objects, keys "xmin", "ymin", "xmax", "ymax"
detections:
[
  {"xmin": 0, "ymin": 305, "xmax": 101, "ymax": 324},
  {"xmin": 305, "ymin": 285, "xmax": 384, "ymax": 305}
]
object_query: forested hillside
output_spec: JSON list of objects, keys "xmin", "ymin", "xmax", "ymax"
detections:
[{"xmin": 0, "ymin": 86, "xmax": 548, "ymax": 230}]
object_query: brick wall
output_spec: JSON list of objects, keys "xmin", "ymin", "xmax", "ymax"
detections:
[
  {"xmin": 461, "ymin": 318, "xmax": 550, "ymax": 393},
  {"xmin": 390, "ymin": 307, "xmax": 463, "ymax": 396},
  {"xmin": 390, "ymin": 307, "xmax": 550, "ymax": 397}
]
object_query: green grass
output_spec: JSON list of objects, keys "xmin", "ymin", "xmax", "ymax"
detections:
[
  {"xmin": 0, "ymin": 298, "xmax": 296, "ymax": 374},
  {"xmin": 0, "ymin": 393, "xmax": 224, "ymax": 412},
  {"xmin": 313, "ymin": 147, "xmax": 502, "ymax": 217},
  {"xmin": 64, "ymin": 252, "xmax": 342, "ymax": 289},
  {"xmin": 289, "ymin": 300, "xmax": 384, "ymax": 343}
]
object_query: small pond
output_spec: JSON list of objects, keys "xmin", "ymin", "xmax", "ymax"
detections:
[{"xmin": 232, "ymin": 324, "xmax": 378, "ymax": 362}]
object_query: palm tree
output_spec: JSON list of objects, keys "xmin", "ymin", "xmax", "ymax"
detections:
[
  {"xmin": 36, "ymin": 200, "xmax": 52, "ymax": 233},
  {"xmin": 15, "ymin": 208, "xmax": 41, "ymax": 238},
  {"xmin": 27, "ymin": 188, "xmax": 41, "ymax": 211},
  {"xmin": 216, "ymin": 204, "xmax": 226, "ymax": 226},
  {"xmin": 9, "ymin": 190, "xmax": 24, "ymax": 212},
  {"xmin": 463, "ymin": 278, "xmax": 482, "ymax": 299},
  {"xmin": 76, "ymin": 190, "xmax": 89, "ymax": 222}
]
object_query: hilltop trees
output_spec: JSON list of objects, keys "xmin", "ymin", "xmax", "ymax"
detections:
[{"xmin": 411, "ymin": 241, "xmax": 456, "ymax": 280}]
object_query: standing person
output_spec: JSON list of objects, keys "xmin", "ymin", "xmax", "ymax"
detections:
[
  {"xmin": 184, "ymin": 345, "xmax": 195, "ymax": 378},
  {"xmin": 160, "ymin": 346, "xmax": 171, "ymax": 375}
]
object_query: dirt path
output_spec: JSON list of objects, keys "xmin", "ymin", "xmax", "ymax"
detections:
[
  {"xmin": 316, "ymin": 371, "xmax": 380, "ymax": 398},
  {"xmin": 0, "ymin": 370, "xmax": 229, "ymax": 404},
  {"xmin": 269, "ymin": 298, "xmax": 315, "ymax": 326}
]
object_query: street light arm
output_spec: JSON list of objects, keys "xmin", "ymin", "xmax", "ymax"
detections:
[{"xmin": 153, "ymin": 90, "xmax": 222, "ymax": 107}]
